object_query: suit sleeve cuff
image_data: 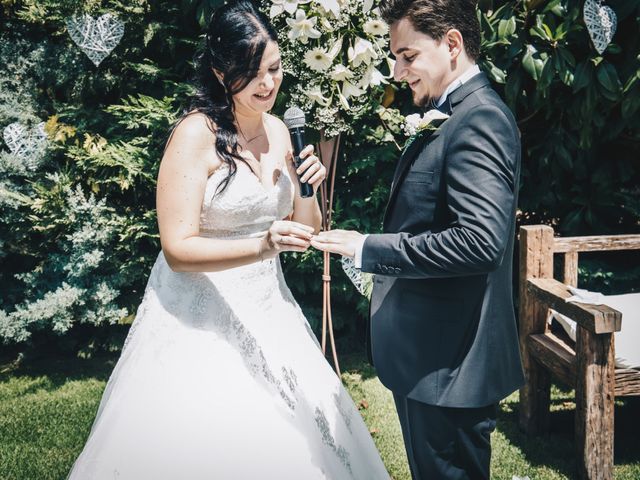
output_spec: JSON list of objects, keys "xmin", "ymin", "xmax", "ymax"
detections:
[{"xmin": 353, "ymin": 234, "xmax": 369, "ymax": 269}]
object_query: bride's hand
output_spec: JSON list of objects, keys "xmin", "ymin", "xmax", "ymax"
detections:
[
  {"xmin": 260, "ymin": 220, "xmax": 315, "ymax": 259},
  {"xmin": 287, "ymin": 145, "xmax": 326, "ymax": 195}
]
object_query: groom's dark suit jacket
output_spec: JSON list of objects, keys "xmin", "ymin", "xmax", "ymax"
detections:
[{"xmin": 362, "ymin": 73, "xmax": 525, "ymax": 408}]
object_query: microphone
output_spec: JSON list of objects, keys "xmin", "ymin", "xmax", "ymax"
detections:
[{"xmin": 283, "ymin": 106, "xmax": 314, "ymax": 198}]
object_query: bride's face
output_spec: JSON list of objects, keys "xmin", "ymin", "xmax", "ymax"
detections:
[{"xmin": 232, "ymin": 40, "xmax": 283, "ymax": 116}]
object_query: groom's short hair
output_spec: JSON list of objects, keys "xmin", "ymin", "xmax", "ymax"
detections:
[{"xmin": 379, "ymin": 0, "xmax": 481, "ymax": 61}]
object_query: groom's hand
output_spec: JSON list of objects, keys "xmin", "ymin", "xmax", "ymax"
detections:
[{"xmin": 310, "ymin": 229, "xmax": 363, "ymax": 258}]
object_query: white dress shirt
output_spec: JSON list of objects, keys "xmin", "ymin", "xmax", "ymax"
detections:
[{"xmin": 353, "ymin": 64, "xmax": 481, "ymax": 268}]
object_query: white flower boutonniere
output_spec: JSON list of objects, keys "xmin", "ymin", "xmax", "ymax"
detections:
[{"xmin": 403, "ymin": 109, "xmax": 450, "ymax": 152}]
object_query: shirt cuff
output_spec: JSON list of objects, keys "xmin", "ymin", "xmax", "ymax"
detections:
[{"xmin": 353, "ymin": 234, "xmax": 369, "ymax": 269}]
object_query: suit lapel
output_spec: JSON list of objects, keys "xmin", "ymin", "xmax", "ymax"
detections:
[{"xmin": 382, "ymin": 131, "xmax": 431, "ymax": 226}]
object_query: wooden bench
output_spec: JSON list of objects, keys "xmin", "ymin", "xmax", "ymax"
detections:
[{"xmin": 518, "ymin": 225, "xmax": 640, "ymax": 479}]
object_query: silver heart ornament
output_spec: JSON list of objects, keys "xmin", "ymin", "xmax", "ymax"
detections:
[
  {"xmin": 583, "ymin": 0, "xmax": 617, "ymax": 55},
  {"xmin": 66, "ymin": 13, "xmax": 125, "ymax": 66},
  {"xmin": 3, "ymin": 122, "xmax": 48, "ymax": 159}
]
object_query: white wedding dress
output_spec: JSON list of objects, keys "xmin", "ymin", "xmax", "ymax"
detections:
[{"xmin": 68, "ymin": 163, "xmax": 389, "ymax": 480}]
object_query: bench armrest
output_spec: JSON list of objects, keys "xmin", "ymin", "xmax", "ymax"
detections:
[{"xmin": 526, "ymin": 278, "xmax": 622, "ymax": 334}]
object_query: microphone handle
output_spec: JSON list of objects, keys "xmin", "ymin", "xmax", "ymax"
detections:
[{"xmin": 289, "ymin": 127, "xmax": 314, "ymax": 198}]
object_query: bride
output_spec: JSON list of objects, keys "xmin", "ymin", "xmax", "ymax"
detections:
[{"xmin": 67, "ymin": 1, "xmax": 389, "ymax": 478}]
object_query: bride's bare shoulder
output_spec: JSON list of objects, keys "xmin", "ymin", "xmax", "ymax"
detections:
[
  {"xmin": 169, "ymin": 111, "xmax": 217, "ymax": 144},
  {"xmin": 265, "ymin": 112, "xmax": 290, "ymax": 140},
  {"xmin": 163, "ymin": 111, "xmax": 221, "ymax": 173}
]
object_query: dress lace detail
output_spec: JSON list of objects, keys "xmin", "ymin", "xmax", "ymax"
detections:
[{"xmin": 68, "ymin": 164, "xmax": 388, "ymax": 480}]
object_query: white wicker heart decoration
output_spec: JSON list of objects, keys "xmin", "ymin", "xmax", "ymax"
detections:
[
  {"xmin": 3, "ymin": 122, "xmax": 47, "ymax": 160},
  {"xmin": 66, "ymin": 13, "xmax": 124, "ymax": 66},
  {"xmin": 583, "ymin": 0, "xmax": 617, "ymax": 54},
  {"xmin": 341, "ymin": 256, "xmax": 374, "ymax": 299}
]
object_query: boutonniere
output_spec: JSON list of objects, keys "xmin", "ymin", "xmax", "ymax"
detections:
[{"xmin": 402, "ymin": 109, "xmax": 450, "ymax": 152}]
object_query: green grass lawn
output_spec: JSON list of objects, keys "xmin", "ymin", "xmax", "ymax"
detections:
[{"xmin": 1, "ymin": 352, "xmax": 639, "ymax": 480}]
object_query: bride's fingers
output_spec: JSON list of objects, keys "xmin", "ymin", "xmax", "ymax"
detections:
[
  {"xmin": 278, "ymin": 235, "xmax": 311, "ymax": 248},
  {"xmin": 296, "ymin": 155, "xmax": 320, "ymax": 177},
  {"xmin": 284, "ymin": 245, "xmax": 309, "ymax": 253},
  {"xmin": 299, "ymin": 144, "xmax": 314, "ymax": 159},
  {"xmin": 307, "ymin": 170, "xmax": 325, "ymax": 187},
  {"xmin": 300, "ymin": 161, "xmax": 321, "ymax": 183},
  {"xmin": 277, "ymin": 227, "xmax": 313, "ymax": 240},
  {"xmin": 276, "ymin": 220, "xmax": 314, "ymax": 231},
  {"xmin": 276, "ymin": 222, "xmax": 314, "ymax": 236}
]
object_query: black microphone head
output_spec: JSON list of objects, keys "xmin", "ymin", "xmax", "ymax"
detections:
[{"xmin": 283, "ymin": 106, "xmax": 305, "ymax": 129}]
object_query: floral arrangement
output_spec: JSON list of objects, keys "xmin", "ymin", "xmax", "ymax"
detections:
[{"xmin": 263, "ymin": 0, "xmax": 395, "ymax": 137}]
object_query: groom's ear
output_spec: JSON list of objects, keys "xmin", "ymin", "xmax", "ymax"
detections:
[{"xmin": 444, "ymin": 29, "xmax": 465, "ymax": 60}]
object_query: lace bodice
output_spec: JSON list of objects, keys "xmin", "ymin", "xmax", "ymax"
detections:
[{"xmin": 199, "ymin": 163, "xmax": 294, "ymax": 238}]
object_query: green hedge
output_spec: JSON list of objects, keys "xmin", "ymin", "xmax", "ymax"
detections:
[{"xmin": 0, "ymin": 0, "xmax": 638, "ymax": 353}]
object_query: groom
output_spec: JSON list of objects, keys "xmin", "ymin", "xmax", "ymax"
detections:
[{"xmin": 311, "ymin": 0, "xmax": 524, "ymax": 478}]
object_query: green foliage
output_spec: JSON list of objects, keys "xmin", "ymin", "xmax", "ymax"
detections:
[
  {"xmin": 0, "ymin": 0, "xmax": 197, "ymax": 350},
  {"xmin": 478, "ymin": 0, "xmax": 640, "ymax": 234},
  {"xmin": 0, "ymin": 0, "xmax": 638, "ymax": 352}
]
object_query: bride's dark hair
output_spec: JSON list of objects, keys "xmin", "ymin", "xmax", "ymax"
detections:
[{"xmin": 184, "ymin": 0, "xmax": 278, "ymax": 194}]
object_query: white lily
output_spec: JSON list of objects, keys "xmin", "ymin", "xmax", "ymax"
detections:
[
  {"xmin": 359, "ymin": 64, "xmax": 386, "ymax": 88},
  {"xmin": 269, "ymin": 0, "xmax": 310, "ymax": 18},
  {"xmin": 304, "ymin": 47, "xmax": 333, "ymax": 72},
  {"xmin": 330, "ymin": 64, "xmax": 354, "ymax": 81},
  {"xmin": 363, "ymin": 0, "xmax": 374, "ymax": 13},
  {"xmin": 337, "ymin": 90, "xmax": 351, "ymax": 110},
  {"xmin": 385, "ymin": 56, "xmax": 396, "ymax": 78},
  {"xmin": 348, "ymin": 37, "xmax": 377, "ymax": 67},
  {"xmin": 327, "ymin": 37, "xmax": 343, "ymax": 61},
  {"xmin": 342, "ymin": 80, "xmax": 366, "ymax": 98},
  {"xmin": 316, "ymin": 0, "xmax": 341, "ymax": 17},
  {"xmin": 305, "ymin": 85, "xmax": 331, "ymax": 106},
  {"xmin": 319, "ymin": 16, "xmax": 334, "ymax": 31},
  {"xmin": 286, "ymin": 9, "xmax": 322, "ymax": 44}
]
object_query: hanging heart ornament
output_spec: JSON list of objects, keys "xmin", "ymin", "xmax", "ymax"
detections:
[
  {"xmin": 66, "ymin": 13, "xmax": 125, "ymax": 66},
  {"xmin": 3, "ymin": 122, "xmax": 47, "ymax": 159},
  {"xmin": 583, "ymin": 0, "xmax": 617, "ymax": 55}
]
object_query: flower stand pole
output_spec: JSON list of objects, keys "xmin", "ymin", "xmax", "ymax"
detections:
[{"xmin": 318, "ymin": 132, "xmax": 341, "ymax": 376}]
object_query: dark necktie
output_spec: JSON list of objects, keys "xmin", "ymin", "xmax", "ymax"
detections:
[{"xmin": 430, "ymin": 96, "xmax": 452, "ymax": 115}]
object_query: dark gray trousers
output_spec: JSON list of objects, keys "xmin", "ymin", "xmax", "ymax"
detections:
[{"xmin": 393, "ymin": 394, "xmax": 497, "ymax": 480}]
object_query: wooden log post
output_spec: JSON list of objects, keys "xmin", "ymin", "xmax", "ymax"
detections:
[
  {"xmin": 563, "ymin": 251, "xmax": 579, "ymax": 287},
  {"xmin": 575, "ymin": 328, "xmax": 615, "ymax": 480},
  {"xmin": 518, "ymin": 225, "xmax": 554, "ymax": 434}
]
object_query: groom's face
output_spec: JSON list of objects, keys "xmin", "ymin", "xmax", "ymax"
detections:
[{"xmin": 390, "ymin": 18, "xmax": 453, "ymax": 108}]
